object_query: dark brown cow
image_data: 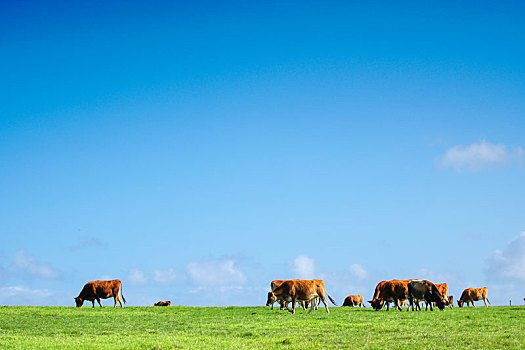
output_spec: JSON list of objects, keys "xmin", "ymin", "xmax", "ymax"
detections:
[
  {"xmin": 74, "ymin": 280, "xmax": 126, "ymax": 308},
  {"xmin": 153, "ymin": 301, "xmax": 171, "ymax": 306},
  {"xmin": 457, "ymin": 287, "xmax": 489, "ymax": 307},
  {"xmin": 342, "ymin": 295, "xmax": 365, "ymax": 307},
  {"xmin": 369, "ymin": 279, "xmax": 411, "ymax": 311},
  {"xmin": 407, "ymin": 280, "xmax": 446, "ymax": 311},
  {"xmin": 266, "ymin": 279, "xmax": 337, "ymax": 314}
]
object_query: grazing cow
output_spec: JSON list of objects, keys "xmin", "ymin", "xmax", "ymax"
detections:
[
  {"xmin": 407, "ymin": 280, "xmax": 446, "ymax": 311},
  {"xmin": 266, "ymin": 279, "xmax": 337, "ymax": 314},
  {"xmin": 153, "ymin": 301, "xmax": 171, "ymax": 306},
  {"xmin": 457, "ymin": 287, "xmax": 490, "ymax": 307},
  {"xmin": 269, "ymin": 280, "xmax": 308, "ymax": 310},
  {"xmin": 269, "ymin": 280, "xmax": 287, "ymax": 310},
  {"xmin": 369, "ymin": 279, "xmax": 411, "ymax": 311},
  {"xmin": 342, "ymin": 295, "xmax": 365, "ymax": 307},
  {"xmin": 74, "ymin": 280, "xmax": 126, "ymax": 308}
]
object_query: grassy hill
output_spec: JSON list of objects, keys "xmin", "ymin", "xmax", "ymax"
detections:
[{"xmin": 0, "ymin": 305, "xmax": 523, "ymax": 349}]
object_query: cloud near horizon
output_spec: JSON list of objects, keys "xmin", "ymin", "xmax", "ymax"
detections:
[
  {"xmin": 187, "ymin": 259, "xmax": 246, "ymax": 286},
  {"xmin": 0, "ymin": 285, "xmax": 54, "ymax": 298},
  {"xmin": 437, "ymin": 140, "xmax": 524, "ymax": 171},
  {"xmin": 486, "ymin": 232, "xmax": 525, "ymax": 282},
  {"xmin": 13, "ymin": 250, "xmax": 60, "ymax": 280}
]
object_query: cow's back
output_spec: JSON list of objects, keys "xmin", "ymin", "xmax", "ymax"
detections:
[
  {"xmin": 435, "ymin": 283, "xmax": 448, "ymax": 298},
  {"xmin": 271, "ymin": 280, "xmax": 286, "ymax": 292}
]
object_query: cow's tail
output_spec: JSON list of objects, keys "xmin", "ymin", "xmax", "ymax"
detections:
[
  {"xmin": 487, "ymin": 298, "xmax": 491, "ymax": 305},
  {"xmin": 121, "ymin": 284, "xmax": 126, "ymax": 304},
  {"xmin": 326, "ymin": 290, "xmax": 337, "ymax": 306}
]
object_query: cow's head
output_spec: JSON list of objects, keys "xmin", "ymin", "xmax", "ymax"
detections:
[
  {"xmin": 266, "ymin": 292, "xmax": 277, "ymax": 306},
  {"xmin": 368, "ymin": 298, "xmax": 384, "ymax": 311},
  {"xmin": 436, "ymin": 298, "xmax": 446, "ymax": 311},
  {"xmin": 457, "ymin": 299, "xmax": 464, "ymax": 307},
  {"xmin": 74, "ymin": 297, "xmax": 84, "ymax": 307}
]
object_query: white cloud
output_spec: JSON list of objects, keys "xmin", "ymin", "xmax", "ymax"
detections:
[
  {"xmin": 0, "ymin": 285, "xmax": 54, "ymax": 298},
  {"xmin": 154, "ymin": 268, "xmax": 178, "ymax": 284},
  {"xmin": 70, "ymin": 237, "xmax": 105, "ymax": 251},
  {"xmin": 348, "ymin": 263, "xmax": 368, "ymax": 281},
  {"xmin": 486, "ymin": 232, "xmax": 525, "ymax": 282},
  {"xmin": 187, "ymin": 259, "xmax": 246, "ymax": 286},
  {"xmin": 13, "ymin": 250, "xmax": 59, "ymax": 280},
  {"xmin": 128, "ymin": 268, "xmax": 148, "ymax": 285},
  {"xmin": 291, "ymin": 255, "xmax": 315, "ymax": 279},
  {"xmin": 437, "ymin": 140, "xmax": 524, "ymax": 171}
]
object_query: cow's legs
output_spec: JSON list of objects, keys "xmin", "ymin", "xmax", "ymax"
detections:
[
  {"xmin": 92, "ymin": 300, "xmax": 95, "ymax": 308},
  {"xmin": 114, "ymin": 296, "xmax": 123, "ymax": 308},
  {"xmin": 320, "ymin": 295, "xmax": 329, "ymax": 313},
  {"xmin": 426, "ymin": 298, "xmax": 433, "ymax": 311},
  {"xmin": 299, "ymin": 301, "xmax": 306, "ymax": 310},
  {"xmin": 393, "ymin": 299, "xmax": 399, "ymax": 311},
  {"xmin": 291, "ymin": 298, "xmax": 296, "ymax": 314},
  {"xmin": 96, "ymin": 298, "xmax": 103, "ymax": 307},
  {"xmin": 483, "ymin": 298, "xmax": 488, "ymax": 307},
  {"xmin": 284, "ymin": 301, "xmax": 293, "ymax": 313}
]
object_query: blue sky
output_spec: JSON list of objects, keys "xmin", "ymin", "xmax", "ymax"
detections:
[{"xmin": 1, "ymin": 0, "xmax": 524, "ymax": 306}]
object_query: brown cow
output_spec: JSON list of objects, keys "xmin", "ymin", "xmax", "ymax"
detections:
[
  {"xmin": 435, "ymin": 283, "xmax": 452, "ymax": 309},
  {"xmin": 369, "ymin": 279, "xmax": 411, "ymax": 311},
  {"xmin": 447, "ymin": 295, "xmax": 454, "ymax": 307},
  {"xmin": 457, "ymin": 287, "xmax": 490, "ymax": 307},
  {"xmin": 266, "ymin": 279, "xmax": 337, "ymax": 314},
  {"xmin": 269, "ymin": 280, "xmax": 287, "ymax": 310},
  {"xmin": 74, "ymin": 279, "xmax": 126, "ymax": 308},
  {"xmin": 269, "ymin": 280, "xmax": 308, "ymax": 310},
  {"xmin": 407, "ymin": 280, "xmax": 446, "ymax": 311},
  {"xmin": 153, "ymin": 301, "xmax": 171, "ymax": 306},
  {"xmin": 342, "ymin": 295, "xmax": 365, "ymax": 307}
]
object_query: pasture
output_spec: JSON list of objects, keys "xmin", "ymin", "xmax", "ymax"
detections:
[{"xmin": 0, "ymin": 306, "xmax": 523, "ymax": 349}]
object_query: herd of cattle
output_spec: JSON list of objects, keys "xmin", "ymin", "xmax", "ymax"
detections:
[{"xmin": 74, "ymin": 278, "xmax": 491, "ymax": 313}]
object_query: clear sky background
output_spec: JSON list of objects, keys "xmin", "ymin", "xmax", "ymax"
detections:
[{"xmin": 1, "ymin": 0, "xmax": 524, "ymax": 307}]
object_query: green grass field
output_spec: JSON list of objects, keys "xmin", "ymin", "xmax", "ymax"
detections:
[{"xmin": 0, "ymin": 305, "xmax": 523, "ymax": 349}]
